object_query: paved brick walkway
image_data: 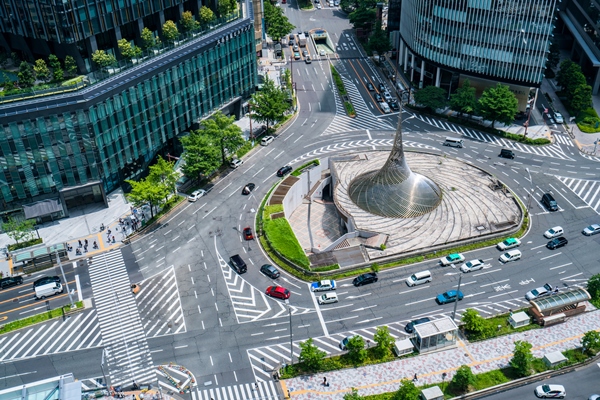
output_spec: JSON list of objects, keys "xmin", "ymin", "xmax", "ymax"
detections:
[{"xmin": 281, "ymin": 309, "xmax": 600, "ymax": 399}]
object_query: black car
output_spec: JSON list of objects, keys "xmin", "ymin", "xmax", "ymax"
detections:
[
  {"xmin": 499, "ymin": 149, "xmax": 515, "ymax": 159},
  {"xmin": 542, "ymin": 193, "xmax": 558, "ymax": 211},
  {"xmin": 547, "ymin": 237, "xmax": 568, "ymax": 250},
  {"xmin": 302, "ymin": 50, "xmax": 308, "ymax": 57},
  {"xmin": 303, "ymin": 31, "xmax": 309, "ymax": 36},
  {"xmin": 389, "ymin": 101, "xmax": 399, "ymax": 111},
  {"xmin": 353, "ymin": 272, "xmax": 378, "ymax": 286},
  {"xmin": 242, "ymin": 183, "xmax": 255, "ymax": 195},
  {"xmin": 367, "ymin": 83, "xmax": 375, "ymax": 91},
  {"xmin": 378, "ymin": 83, "xmax": 386, "ymax": 92},
  {"xmin": 260, "ymin": 264, "xmax": 280, "ymax": 279},
  {"xmin": 33, "ymin": 275, "xmax": 61, "ymax": 290},
  {"xmin": 277, "ymin": 165, "xmax": 293, "ymax": 177},
  {"xmin": 0, "ymin": 276, "xmax": 23, "ymax": 289},
  {"xmin": 374, "ymin": 93, "xmax": 382, "ymax": 102},
  {"xmin": 405, "ymin": 317, "xmax": 431, "ymax": 333}
]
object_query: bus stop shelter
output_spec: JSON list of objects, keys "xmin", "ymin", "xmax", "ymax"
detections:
[
  {"xmin": 413, "ymin": 317, "xmax": 458, "ymax": 353},
  {"xmin": 11, "ymin": 243, "xmax": 68, "ymax": 274},
  {"xmin": 529, "ymin": 288, "xmax": 591, "ymax": 326}
]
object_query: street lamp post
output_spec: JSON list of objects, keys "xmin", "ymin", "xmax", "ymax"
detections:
[
  {"xmin": 451, "ymin": 274, "xmax": 462, "ymax": 321},
  {"xmin": 526, "ymin": 168, "xmax": 533, "ymax": 211},
  {"xmin": 53, "ymin": 244, "xmax": 75, "ymax": 308},
  {"xmin": 285, "ymin": 299, "xmax": 293, "ymax": 365}
]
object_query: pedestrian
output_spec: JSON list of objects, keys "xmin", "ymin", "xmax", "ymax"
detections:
[
  {"xmin": 323, "ymin": 377, "xmax": 327, "ymax": 386},
  {"xmin": 255, "ymin": 383, "xmax": 259, "ymax": 391},
  {"xmin": 112, "ymin": 236, "xmax": 115, "ymax": 243},
  {"xmin": 413, "ymin": 373, "xmax": 418, "ymax": 382},
  {"xmin": 554, "ymin": 286, "xmax": 559, "ymax": 293},
  {"xmin": 78, "ymin": 240, "xmax": 82, "ymax": 247},
  {"xmin": 84, "ymin": 239, "xmax": 88, "ymax": 246}
]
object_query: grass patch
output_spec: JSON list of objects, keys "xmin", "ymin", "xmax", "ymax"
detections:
[
  {"xmin": 291, "ymin": 159, "xmax": 320, "ymax": 177},
  {"xmin": 7, "ymin": 238, "xmax": 43, "ymax": 252},
  {"xmin": 0, "ymin": 301, "xmax": 84, "ymax": 335},
  {"xmin": 576, "ymin": 108, "xmax": 600, "ymax": 133},
  {"xmin": 310, "ymin": 264, "xmax": 340, "ymax": 272},
  {"xmin": 344, "ymin": 101, "xmax": 356, "ymax": 117},
  {"xmin": 263, "ymin": 216, "xmax": 310, "ymax": 268},
  {"xmin": 330, "ymin": 65, "xmax": 347, "ymax": 96},
  {"xmin": 61, "ymin": 76, "xmax": 84, "ymax": 86},
  {"xmin": 463, "ymin": 309, "xmax": 540, "ymax": 341}
]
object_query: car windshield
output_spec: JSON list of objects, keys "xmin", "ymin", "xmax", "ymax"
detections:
[
  {"xmin": 444, "ymin": 292, "xmax": 453, "ymax": 299},
  {"xmin": 541, "ymin": 385, "xmax": 550, "ymax": 392},
  {"xmin": 531, "ymin": 289, "xmax": 539, "ymax": 296},
  {"xmin": 466, "ymin": 262, "xmax": 473, "ymax": 267}
]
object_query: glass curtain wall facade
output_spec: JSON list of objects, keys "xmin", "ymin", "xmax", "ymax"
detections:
[
  {"xmin": 399, "ymin": 0, "xmax": 557, "ymax": 87},
  {"xmin": 0, "ymin": 26, "xmax": 256, "ymax": 211}
]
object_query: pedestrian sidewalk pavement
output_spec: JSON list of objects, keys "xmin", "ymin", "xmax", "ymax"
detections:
[{"xmin": 281, "ymin": 308, "xmax": 600, "ymax": 399}]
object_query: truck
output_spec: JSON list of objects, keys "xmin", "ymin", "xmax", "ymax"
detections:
[{"xmin": 298, "ymin": 33, "xmax": 307, "ymax": 47}]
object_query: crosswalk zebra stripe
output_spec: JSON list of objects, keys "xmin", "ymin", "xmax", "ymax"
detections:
[
  {"xmin": 89, "ymin": 250, "xmax": 155, "ymax": 386},
  {"xmin": 556, "ymin": 176, "xmax": 600, "ymax": 214},
  {"xmin": 193, "ymin": 381, "xmax": 279, "ymax": 400}
]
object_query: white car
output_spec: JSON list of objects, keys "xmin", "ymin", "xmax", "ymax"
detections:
[
  {"xmin": 319, "ymin": 49, "xmax": 326, "ymax": 56},
  {"xmin": 553, "ymin": 112, "xmax": 564, "ymax": 124},
  {"xmin": 583, "ymin": 224, "xmax": 600, "ymax": 236},
  {"xmin": 439, "ymin": 253, "xmax": 465, "ymax": 266},
  {"xmin": 260, "ymin": 136, "xmax": 274, "ymax": 146},
  {"xmin": 460, "ymin": 259, "xmax": 486, "ymax": 273},
  {"xmin": 188, "ymin": 189, "xmax": 206, "ymax": 202},
  {"xmin": 311, "ymin": 279, "xmax": 336, "ymax": 292},
  {"xmin": 544, "ymin": 226, "xmax": 563, "ymax": 239},
  {"xmin": 318, "ymin": 292, "xmax": 338, "ymax": 304},
  {"xmin": 230, "ymin": 158, "xmax": 243, "ymax": 169},
  {"xmin": 316, "ymin": 3, "xmax": 321, "ymax": 8},
  {"xmin": 497, "ymin": 237, "xmax": 521, "ymax": 250},
  {"xmin": 525, "ymin": 283, "xmax": 554, "ymax": 300},
  {"xmin": 499, "ymin": 249, "xmax": 521, "ymax": 263},
  {"xmin": 535, "ymin": 384, "xmax": 565, "ymax": 398}
]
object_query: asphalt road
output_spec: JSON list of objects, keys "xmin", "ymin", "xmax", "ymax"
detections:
[{"xmin": 1, "ymin": 0, "xmax": 600, "ymax": 393}]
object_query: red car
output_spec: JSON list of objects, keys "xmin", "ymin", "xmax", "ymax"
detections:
[
  {"xmin": 265, "ymin": 286, "xmax": 290, "ymax": 300},
  {"xmin": 243, "ymin": 227, "xmax": 253, "ymax": 240}
]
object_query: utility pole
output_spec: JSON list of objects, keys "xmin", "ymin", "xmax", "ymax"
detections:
[
  {"xmin": 286, "ymin": 299, "xmax": 293, "ymax": 365},
  {"xmin": 54, "ymin": 245, "xmax": 75, "ymax": 308},
  {"xmin": 451, "ymin": 274, "xmax": 462, "ymax": 321}
]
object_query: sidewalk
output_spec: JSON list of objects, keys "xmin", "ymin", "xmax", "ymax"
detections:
[{"xmin": 281, "ymin": 308, "xmax": 600, "ymax": 399}]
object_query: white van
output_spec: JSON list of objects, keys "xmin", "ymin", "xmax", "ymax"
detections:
[
  {"xmin": 443, "ymin": 137, "xmax": 464, "ymax": 148},
  {"xmin": 405, "ymin": 270, "xmax": 432, "ymax": 287},
  {"xmin": 380, "ymin": 102, "xmax": 391, "ymax": 113},
  {"xmin": 260, "ymin": 136, "xmax": 274, "ymax": 146},
  {"xmin": 35, "ymin": 282, "xmax": 63, "ymax": 300}
]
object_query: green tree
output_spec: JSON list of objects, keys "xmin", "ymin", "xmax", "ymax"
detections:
[
  {"xmin": 17, "ymin": 61, "xmax": 35, "ymax": 88},
  {"xmin": 180, "ymin": 131, "xmax": 222, "ymax": 182},
  {"xmin": 162, "ymin": 20, "xmax": 179, "ymax": 43},
  {"xmin": 91, "ymin": 50, "xmax": 116, "ymax": 69},
  {"xmin": 141, "ymin": 27, "xmax": 159, "ymax": 50},
  {"xmin": 264, "ymin": 1, "xmax": 294, "ymax": 42},
  {"xmin": 588, "ymin": 274, "xmax": 600, "ymax": 300},
  {"xmin": 373, "ymin": 326, "xmax": 394, "ymax": 358},
  {"xmin": 570, "ymin": 83, "xmax": 592, "ymax": 115},
  {"xmin": 148, "ymin": 156, "xmax": 180, "ymax": 204},
  {"xmin": 414, "ymin": 85, "xmax": 447, "ymax": 112},
  {"xmin": 349, "ymin": 7, "xmax": 377, "ymax": 31},
  {"xmin": 344, "ymin": 388, "xmax": 365, "ymax": 400},
  {"xmin": 1, "ymin": 217, "xmax": 36, "ymax": 245},
  {"xmin": 250, "ymin": 76, "xmax": 289, "ymax": 131},
  {"xmin": 126, "ymin": 178, "xmax": 165, "ymax": 219},
  {"xmin": 65, "ymin": 55, "xmax": 77, "ymax": 76},
  {"xmin": 33, "ymin": 59, "xmax": 51, "ymax": 82},
  {"xmin": 118, "ymin": 39, "xmax": 142, "ymax": 61},
  {"xmin": 478, "ymin": 83, "xmax": 518, "ymax": 128},
  {"xmin": 346, "ymin": 335, "xmax": 366, "ymax": 364},
  {"xmin": 462, "ymin": 308, "xmax": 488, "ymax": 338},
  {"xmin": 48, "ymin": 54, "xmax": 63, "ymax": 81},
  {"xmin": 298, "ymin": 338, "xmax": 326, "ymax": 371},
  {"xmin": 450, "ymin": 78, "xmax": 477, "ymax": 117},
  {"xmin": 200, "ymin": 111, "xmax": 245, "ymax": 164},
  {"xmin": 581, "ymin": 330, "xmax": 600, "ymax": 355},
  {"xmin": 181, "ymin": 11, "xmax": 200, "ymax": 32},
  {"xmin": 556, "ymin": 59, "xmax": 586, "ymax": 99},
  {"xmin": 452, "ymin": 365, "xmax": 475, "ymax": 392},
  {"xmin": 367, "ymin": 21, "xmax": 392, "ymax": 55},
  {"xmin": 199, "ymin": 6, "xmax": 216, "ymax": 26},
  {"xmin": 218, "ymin": 0, "xmax": 237, "ymax": 16},
  {"xmin": 393, "ymin": 379, "xmax": 420, "ymax": 400},
  {"xmin": 510, "ymin": 340, "xmax": 533, "ymax": 377}
]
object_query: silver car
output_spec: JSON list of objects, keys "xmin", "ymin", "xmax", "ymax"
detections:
[{"xmin": 583, "ymin": 224, "xmax": 600, "ymax": 236}]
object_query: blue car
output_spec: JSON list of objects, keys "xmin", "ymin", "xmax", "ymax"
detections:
[
  {"xmin": 310, "ymin": 280, "xmax": 336, "ymax": 292},
  {"xmin": 436, "ymin": 290, "xmax": 464, "ymax": 305}
]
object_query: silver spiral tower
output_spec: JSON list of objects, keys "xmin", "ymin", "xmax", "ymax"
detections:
[{"xmin": 348, "ymin": 105, "xmax": 443, "ymax": 218}]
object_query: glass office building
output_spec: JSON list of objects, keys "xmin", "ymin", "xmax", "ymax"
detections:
[
  {"xmin": 397, "ymin": 0, "xmax": 557, "ymax": 94},
  {"xmin": 0, "ymin": 1, "xmax": 257, "ymax": 220}
]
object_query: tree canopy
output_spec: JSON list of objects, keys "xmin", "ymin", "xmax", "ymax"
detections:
[
  {"xmin": 349, "ymin": 7, "xmax": 377, "ymax": 30},
  {"xmin": 570, "ymin": 83, "xmax": 593, "ymax": 115},
  {"xmin": 346, "ymin": 335, "xmax": 367, "ymax": 364},
  {"xmin": 181, "ymin": 11, "xmax": 200, "ymax": 32},
  {"xmin": 162, "ymin": 20, "xmax": 180, "ymax": 43},
  {"xmin": 393, "ymin": 379, "xmax": 420, "ymax": 400},
  {"xmin": 450, "ymin": 79, "xmax": 477, "ymax": 117},
  {"xmin": 414, "ymin": 85, "xmax": 447, "ymax": 112},
  {"xmin": 141, "ymin": 28, "xmax": 160, "ymax": 50},
  {"xmin": 48, "ymin": 54, "xmax": 63, "ymax": 82},
  {"xmin": 218, "ymin": 0, "xmax": 237, "ymax": 16},
  {"xmin": 65, "ymin": 55, "xmax": 77, "ymax": 76},
  {"xmin": 588, "ymin": 274, "xmax": 600, "ymax": 301},
  {"xmin": 33, "ymin": 59, "xmax": 51, "ymax": 82},
  {"xmin": 556, "ymin": 60, "xmax": 586, "ymax": 100},
  {"xmin": 250, "ymin": 76, "xmax": 290, "ymax": 131},
  {"xmin": 199, "ymin": 7, "xmax": 216, "ymax": 26},
  {"xmin": 17, "ymin": 61, "xmax": 35, "ymax": 88},
  {"xmin": 198, "ymin": 111, "xmax": 245, "ymax": 164},
  {"xmin": 373, "ymin": 326, "xmax": 394, "ymax": 358},
  {"xmin": 581, "ymin": 330, "xmax": 600, "ymax": 355},
  {"xmin": 264, "ymin": 1, "xmax": 295, "ymax": 41},
  {"xmin": 367, "ymin": 21, "xmax": 392, "ymax": 55},
  {"xmin": 452, "ymin": 365, "xmax": 475, "ymax": 392},
  {"xmin": 298, "ymin": 338, "xmax": 326, "ymax": 371},
  {"xmin": 91, "ymin": 50, "xmax": 116, "ymax": 68},
  {"xmin": 510, "ymin": 340, "xmax": 533, "ymax": 377},
  {"xmin": 118, "ymin": 39, "xmax": 142, "ymax": 61},
  {"xmin": 1, "ymin": 217, "xmax": 36, "ymax": 245},
  {"xmin": 180, "ymin": 131, "xmax": 222, "ymax": 182},
  {"xmin": 478, "ymin": 83, "xmax": 518, "ymax": 128}
]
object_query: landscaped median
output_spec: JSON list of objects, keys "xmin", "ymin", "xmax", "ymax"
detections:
[{"xmin": 0, "ymin": 300, "xmax": 85, "ymax": 335}]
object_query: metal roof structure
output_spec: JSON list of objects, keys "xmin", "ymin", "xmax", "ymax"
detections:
[{"xmin": 530, "ymin": 288, "xmax": 591, "ymax": 314}]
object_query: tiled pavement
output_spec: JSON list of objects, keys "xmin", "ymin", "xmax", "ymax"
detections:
[
  {"xmin": 288, "ymin": 201, "xmax": 343, "ymax": 252},
  {"xmin": 281, "ymin": 309, "xmax": 600, "ymax": 399}
]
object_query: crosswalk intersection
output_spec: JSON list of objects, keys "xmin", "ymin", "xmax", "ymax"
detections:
[
  {"xmin": 413, "ymin": 114, "xmax": 574, "ymax": 160},
  {"xmin": 556, "ymin": 176, "xmax": 600, "ymax": 214},
  {"xmin": 88, "ymin": 250, "xmax": 156, "ymax": 387},
  {"xmin": 192, "ymin": 381, "xmax": 280, "ymax": 400}
]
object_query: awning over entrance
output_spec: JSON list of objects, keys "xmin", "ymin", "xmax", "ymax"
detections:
[{"xmin": 22, "ymin": 199, "xmax": 62, "ymax": 219}]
